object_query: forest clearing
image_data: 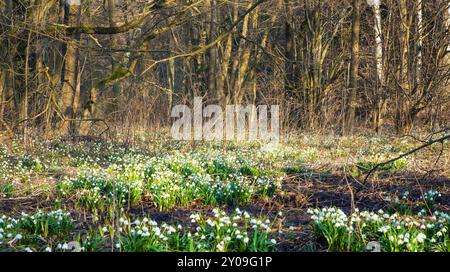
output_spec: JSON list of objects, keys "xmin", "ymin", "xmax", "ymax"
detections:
[
  {"xmin": 0, "ymin": 131, "xmax": 449, "ymax": 252},
  {"xmin": 0, "ymin": 0, "xmax": 449, "ymax": 255}
]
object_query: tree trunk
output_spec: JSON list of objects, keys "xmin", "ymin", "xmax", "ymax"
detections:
[
  {"xmin": 59, "ymin": 0, "xmax": 81, "ymax": 136},
  {"xmin": 344, "ymin": 0, "xmax": 360, "ymax": 135},
  {"xmin": 0, "ymin": 68, "xmax": 5, "ymax": 129},
  {"xmin": 230, "ymin": 1, "xmax": 252, "ymax": 103},
  {"xmin": 107, "ymin": 0, "xmax": 122, "ymax": 113},
  {"xmin": 396, "ymin": 0, "xmax": 414, "ymax": 134},
  {"xmin": 234, "ymin": 1, "xmax": 257, "ymax": 104},
  {"xmin": 371, "ymin": 1, "xmax": 385, "ymax": 133},
  {"xmin": 416, "ymin": 0, "xmax": 423, "ymax": 85},
  {"xmin": 284, "ymin": 0, "xmax": 295, "ymax": 98},
  {"xmin": 217, "ymin": 0, "xmax": 238, "ymax": 106},
  {"xmin": 206, "ymin": 0, "xmax": 218, "ymax": 101}
]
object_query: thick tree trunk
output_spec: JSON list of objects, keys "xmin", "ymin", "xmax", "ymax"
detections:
[
  {"xmin": 344, "ymin": 0, "xmax": 360, "ymax": 135},
  {"xmin": 59, "ymin": 1, "xmax": 81, "ymax": 136},
  {"xmin": 107, "ymin": 0, "xmax": 122, "ymax": 112},
  {"xmin": 217, "ymin": 1, "xmax": 238, "ymax": 106},
  {"xmin": 234, "ymin": 1, "xmax": 258, "ymax": 104},
  {"xmin": 230, "ymin": 1, "xmax": 252, "ymax": 104}
]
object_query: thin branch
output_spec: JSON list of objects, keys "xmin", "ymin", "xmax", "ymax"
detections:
[
  {"xmin": 139, "ymin": 0, "xmax": 267, "ymax": 77},
  {"xmin": 364, "ymin": 131, "xmax": 450, "ymax": 183}
]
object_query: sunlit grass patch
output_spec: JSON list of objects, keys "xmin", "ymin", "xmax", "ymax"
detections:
[{"xmin": 351, "ymin": 157, "xmax": 408, "ymax": 177}]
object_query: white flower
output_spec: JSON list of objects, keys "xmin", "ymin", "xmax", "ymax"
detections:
[
  {"xmin": 45, "ymin": 247, "xmax": 52, "ymax": 252},
  {"xmin": 270, "ymin": 239, "xmax": 277, "ymax": 244},
  {"xmin": 216, "ymin": 241, "xmax": 225, "ymax": 251},
  {"xmin": 243, "ymin": 237, "xmax": 249, "ymax": 243},
  {"xmin": 14, "ymin": 234, "xmax": 23, "ymax": 240},
  {"xmin": 378, "ymin": 226, "xmax": 390, "ymax": 233},
  {"xmin": 416, "ymin": 233, "xmax": 426, "ymax": 243},
  {"xmin": 102, "ymin": 227, "xmax": 108, "ymax": 232}
]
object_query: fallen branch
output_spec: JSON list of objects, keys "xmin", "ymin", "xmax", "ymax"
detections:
[{"xmin": 363, "ymin": 132, "xmax": 450, "ymax": 183}]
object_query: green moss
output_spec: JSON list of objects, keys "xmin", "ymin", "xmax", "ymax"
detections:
[{"xmin": 97, "ymin": 67, "xmax": 130, "ymax": 87}]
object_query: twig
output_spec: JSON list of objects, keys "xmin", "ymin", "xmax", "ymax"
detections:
[
  {"xmin": 343, "ymin": 174, "xmax": 356, "ymax": 212},
  {"xmin": 363, "ymin": 132, "xmax": 450, "ymax": 183}
]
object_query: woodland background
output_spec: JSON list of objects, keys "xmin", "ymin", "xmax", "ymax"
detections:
[{"xmin": 0, "ymin": 0, "xmax": 449, "ymax": 140}]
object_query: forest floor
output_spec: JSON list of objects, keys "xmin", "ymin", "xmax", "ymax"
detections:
[{"xmin": 0, "ymin": 131, "xmax": 449, "ymax": 252}]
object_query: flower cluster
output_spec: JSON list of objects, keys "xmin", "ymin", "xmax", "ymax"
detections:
[
  {"xmin": 0, "ymin": 210, "xmax": 73, "ymax": 252},
  {"xmin": 308, "ymin": 207, "xmax": 450, "ymax": 252},
  {"xmin": 16, "ymin": 209, "xmax": 73, "ymax": 238},
  {"xmin": 421, "ymin": 190, "xmax": 442, "ymax": 210},
  {"xmin": 59, "ymin": 151, "xmax": 280, "ymax": 211},
  {"xmin": 1, "ymin": 208, "xmax": 279, "ymax": 252},
  {"xmin": 112, "ymin": 208, "xmax": 278, "ymax": 252},
  {"xmin": 187, "ymin": 208, "xmax": 277, "ymax": 252}
]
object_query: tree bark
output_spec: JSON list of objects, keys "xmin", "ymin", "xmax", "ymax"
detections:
[
  {"xmin": 107, "ymin": 0, "xmax": 122, "ymax": 113},
  {"xmin": 284, "ymin": 0, "xmax": 295, "ymax": 98},
  {"xmin": 344, "ymin": 0, "xmax": 360, "ymax": 135},
  {"xmin": 206, "ymin": 0, "xmax": 219, "ymax": 101},
  {"xmin": 59, "ymin": 0, "xmax": 81, "ymax": 135},
  {"xmin": 371, "ymin": 1, "xmax": 385, "ymax": 133},
  {"xmin": 217, "ymin": 0, "xmax": 238, "ymax": 106}
]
